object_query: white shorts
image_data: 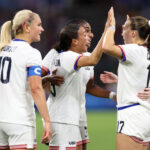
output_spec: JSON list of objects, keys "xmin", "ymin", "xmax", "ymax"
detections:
[
  {"xmin": 49, "ymin": 123, "xmax": 81, "ymax": 150},
  {"xmin": 77, "ymin": 126, "xmax": 90, "ymax": 146},
  {"xmin": 0, "ymin": 122, "xmax": 36, "ymax": 149},
  {"xmin": 117, "ymin": 104, "xmax": 150, "ymax": 142}
]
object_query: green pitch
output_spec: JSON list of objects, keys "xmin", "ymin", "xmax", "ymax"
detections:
[{"xmin": 36, "ymin": 110, "xmax": 117, "ymax": 150}]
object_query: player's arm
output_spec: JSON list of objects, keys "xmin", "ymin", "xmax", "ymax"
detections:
[
  {"xmin": 77, "ymin": 8, "xmax": 113, "ymax": 67},
  {"xmin": 86, "ymin": 77, "xmax": 117, "ymax": 101},
  {"xmin": 102, "ymin": 7, "xmax": 122, "ymax": 59},
  {"xmin": 100, "ymin": 71, "xmax": 118, "ymax": 84},
  {"xmin": 28, "ymin": 67, "xmax": 52, "ymax": 144}
]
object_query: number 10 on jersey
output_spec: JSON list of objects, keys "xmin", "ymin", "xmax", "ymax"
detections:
[{"xmin": 0, "ymin": 56, "xmax": 12, "ymax": 84}]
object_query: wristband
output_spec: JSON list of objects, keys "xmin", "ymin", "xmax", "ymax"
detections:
[
  {"xmin": 109, "ymin": 26, "xmax": 115, "ymax": 32},
  {"xmin": 109, "ymin": 91, "xmax": 116, "ymax": 99}
]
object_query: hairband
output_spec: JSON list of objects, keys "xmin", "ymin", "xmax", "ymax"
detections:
[{"xmin": 16, "ymin": 13, "xmax": 33, "ymax": 33}]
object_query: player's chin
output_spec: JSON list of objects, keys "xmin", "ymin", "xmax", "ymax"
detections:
[
  {"xmin": 33, "ymin": 37, "xmax": 41, "ymax": 42},
  {"xmin": 87, "ymin": 43, "xmax": 91, "ymax": 48},
  {"xmin": 83, "ymin": 48, "xmax": 88, "ymax": 52}
]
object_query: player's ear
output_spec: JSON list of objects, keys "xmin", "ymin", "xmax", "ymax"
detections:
[
  {"xmin": 72, "ymin": 39, "xmax": 78, "ymax": 47},
  {"xmin": 24, "ymin": 24, "xmax": 30, "ymax": 33}
]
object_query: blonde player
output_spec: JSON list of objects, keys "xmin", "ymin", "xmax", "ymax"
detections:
[
  {"xmin": 0, "ymin": 10, "xmax": 52, "ymax": 150},
  {"xmin": 102, "ymin": 7, "xmax": 150, "ymax": 150}
]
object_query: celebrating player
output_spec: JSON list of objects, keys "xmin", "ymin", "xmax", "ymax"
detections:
[
  {"xmin": 0, "ymin": 9, "xmax": 52, "ymax": 150},
  {"xmin": 102, "ymin": 7, "xmax": 150, "ymax": 150}
]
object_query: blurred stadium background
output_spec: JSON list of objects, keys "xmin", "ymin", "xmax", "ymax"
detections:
[{"xmin": 1, "ymin": 0, "xmax": 150, "ymax": 149}]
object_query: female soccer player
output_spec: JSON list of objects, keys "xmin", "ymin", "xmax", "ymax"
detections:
[
  {"xmin": 0, "ymin": 9, "xmax": 52, "ymax": 150},
  {"xmin": 42, "ymin": 9, "xmax": 114, "ymax": 150},
  {"xmin": 102, "ymin": 7, "xmax": 150, "ymax": 150},
  {"xmin": 42, "ymin": 18, "xmax": 113, "ymax": 150}
]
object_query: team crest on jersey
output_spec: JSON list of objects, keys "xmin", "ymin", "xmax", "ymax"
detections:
[{"xmin": 54, "ymin": 59, "xmax": 61, "ymax": 66}]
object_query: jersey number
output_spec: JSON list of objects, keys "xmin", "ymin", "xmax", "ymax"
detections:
[
  {"xmin": 146, "ymin": 65, "xmax": 150, "ymax": 87},
  {"xmin": 117, "ymin": 121, "xmax": 124, "ymax": 133},
  {"xmin": 51, "ymin": 84, "xmax": 56, "ymax": 97},
  {"xmin": 0, "ymin": 56, "xmax": 12, "ymax": 84}
]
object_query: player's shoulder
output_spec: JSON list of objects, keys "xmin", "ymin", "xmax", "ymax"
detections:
[
  {"xmin": 83, "ymin": 52, "xmax": 91, "ymax": 56},
  {"xmin": 121, "ymin": 44, "xmax": 147, "ymax": 53},
  {"xmin": 121, "ymin": 43, "xmax": 143, "ymax": 49},
  {"xmin": 63, "ymin": 50, "xmax": 80, "ymax": 56},
  {"xmin": 23, "ymin": 46, "xmax": 41, "ymax": 60},
  {"xmin": 47, "ymin": 48, "xmax": 58, "ymax": 56}
]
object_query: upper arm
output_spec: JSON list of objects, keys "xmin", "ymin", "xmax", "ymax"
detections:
[
  {"xmin": 103, "ymin": 45, "xmax": 123, "ymax": 59},
  {"xmin": 28, "ymin": 75, "xmax": 42, "ymax": 92},
  {"xmin": 77, "ymin": 55, "xmax": 97, "ymax": 68},
  {"xmin": 86, "ymin": 77, "xmax": 94, "ymax": 93}
]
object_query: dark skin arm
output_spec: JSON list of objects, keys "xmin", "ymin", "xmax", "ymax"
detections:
[
  {"xmin": 86, "ymin": 77, "xmax": 117, "ymax": 102},
  {"xmin": 42, "ymin": 68, "xmax": 64, "ymax": 86}
]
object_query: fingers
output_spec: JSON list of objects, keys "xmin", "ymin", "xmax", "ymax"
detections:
[
  {"xmin": 41, "ymin": 123, "xmax": 52, "ymax": 144},
  {"xmin": 144, "ymin": 88, "xmax": 150, "ymax": 91},
  {"xmin": 100, "ymin": 74, "xmax": 109, "ymax": 83},
  {"xmin": 52, "ymin": 69, "xmax": 58, "ymax": 75},
  {"xmin": 41, "ymin": 133, "xmax": 50, "ymax": 144},
  {"xmin": 137, "ymin": 91, "xmax": 150, "ymax": 100},
  {"xmin": 52, "ymin": 76, "xmax": 65, "ymax": 86},
  {"xmin": 104, "ymin": 71, "xmax": 113, "ymax": 75},
  {"xmin": 111, "ymin": 7, "xmax": 114, "ymax": 17}
]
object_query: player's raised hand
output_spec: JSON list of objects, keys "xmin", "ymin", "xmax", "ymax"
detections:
[
  {"xmin": 104, "ymin": 7, "xmax": 113, "ymax": 32},
  {"xmin": 109, "ymin": 7, "xmax": 116, "ymax": 28}
]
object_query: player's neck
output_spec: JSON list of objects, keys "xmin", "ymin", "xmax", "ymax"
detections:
[
  {"xmin": 15, "ymin": 34, "xmax": 32, "ymax": 44},
  {"xmin": 133, "ymin": 37, "xmax": 145, "ymax": 45},
  {"xmin": 69, "ymin": 46, "xmax": 81, "ymax": 54}
]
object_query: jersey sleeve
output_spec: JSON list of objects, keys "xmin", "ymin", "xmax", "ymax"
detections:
[
  {"xmin": 83, "ymin": 52, "xmax": 94, "ymax": 78},
  {"xmin": 118, "ymin": 44, "xmax": 138, "ymax": 64},
  {"xmin": 42, "ymin": 49, "xmax": 57, "ymax": 74},
  {"xmin": 26, "ymin": 49, "xmax": 42, "ymax": 67},
  {"xmin": 61, "ymin": 51, "xmax": 82, "ymax": 73},
  {"xmin": 26, "ymin": 49, "xmax": 42, "ymax": 77}
]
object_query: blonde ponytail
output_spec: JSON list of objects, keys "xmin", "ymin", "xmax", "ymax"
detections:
[
  {"xmin": 0, "ymin": 21, "xmax": 12, "ymax": 51},
  {"xmin": 0, "ymin": 9, "xmax": 36, "ymax": 51}
]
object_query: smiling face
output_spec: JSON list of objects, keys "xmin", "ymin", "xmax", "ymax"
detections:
[
  {"xmin": 75, "ymin": 26, "xmax": 91, "ymax": 53},
  {"xmin": 82, "ymin": 22, "xmax": 94, "ymax": 48},
  {"xmin": 121, "ymin": 18, "xmax": 133, "ymax": 44},
  {"xmin": 29, "ymin": 14, "xmax": 44, "ymax": 43}
]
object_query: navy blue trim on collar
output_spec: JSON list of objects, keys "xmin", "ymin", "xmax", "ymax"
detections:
[
  {"xmin": 13, "ymin": 39, "xmax": 26, "ymax": 42},
  {"xmin": 117, "ymin": 103, "xmax": 140, "ymax": 111},
  {"xmin": 58, "ymin": 50, "xmax": 64, "ymax": 53}
]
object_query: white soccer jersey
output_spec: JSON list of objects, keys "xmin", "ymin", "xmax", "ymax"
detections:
[
  {"xmin": 79, "ymin": 52, "xmax": 94, "ymax": 126},
  {"xmin": 42, "ymin": 49, "xmax": 58, "ymax": 74},
  {"xmin": 43, "ymin": 50, "xmax": 94, "ymax": 126},
  {"xmin": 0, "ymin": 40, "xmax": 42, "ymax": 127},
  {"xmin": 45, "ymin": 50, "xmax": 91, "ymax": 125},
  {"xmin": 117, "ymin": 44, "xmax": 150, "ymax": 109}
]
